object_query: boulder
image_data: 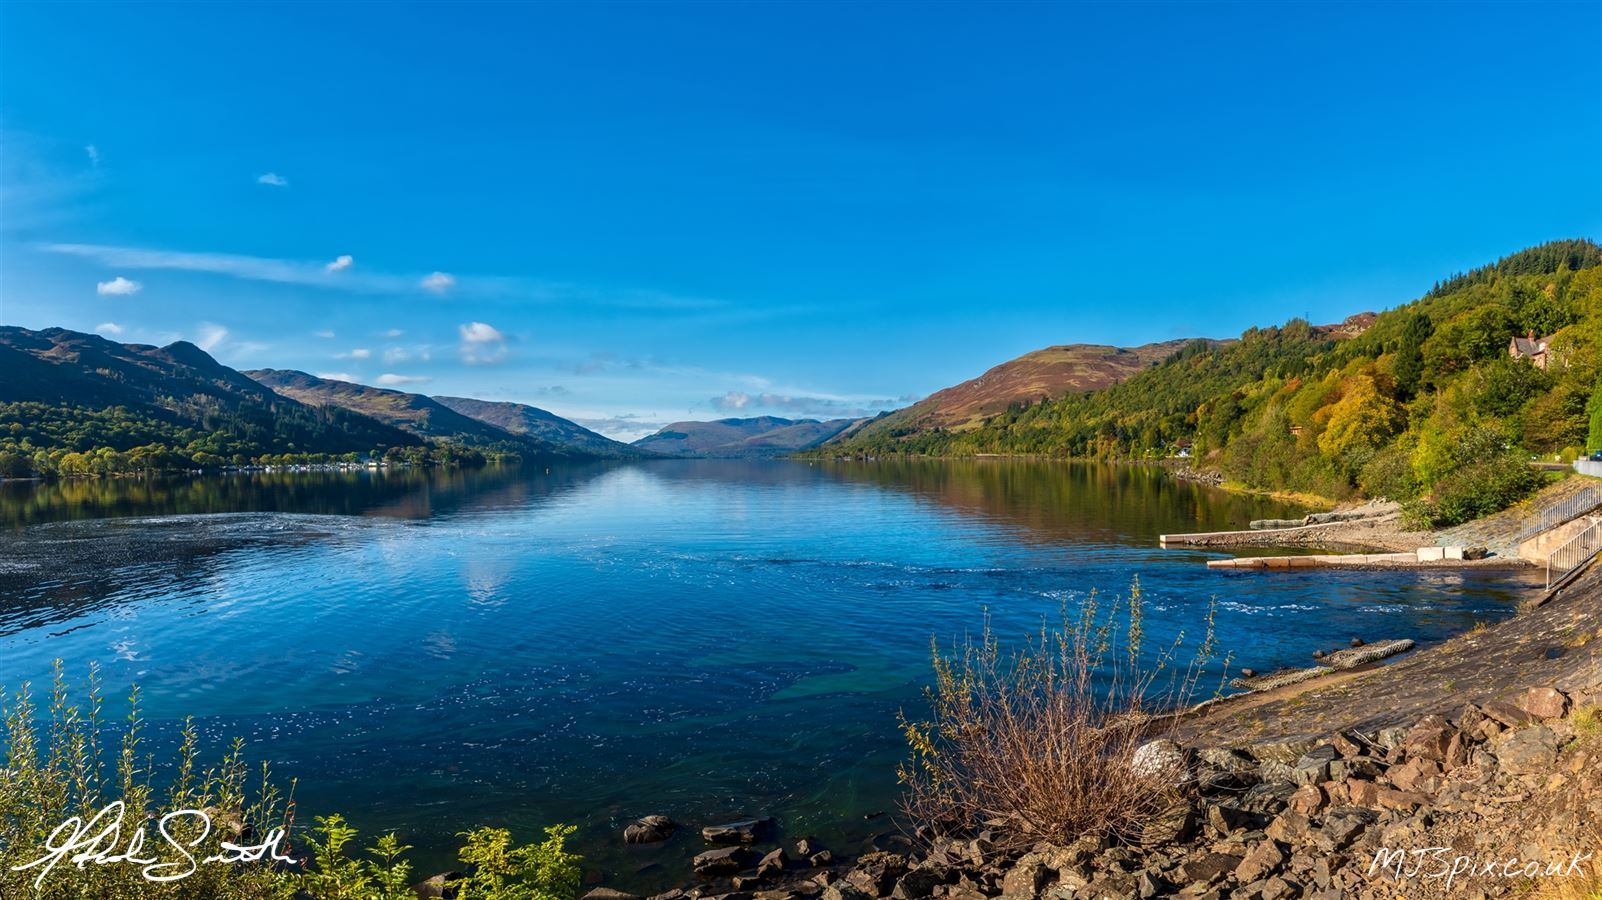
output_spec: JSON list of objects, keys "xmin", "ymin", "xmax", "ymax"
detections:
[
  {"xmin": 1496, "ymin": 726, "xmax": 1561, "ymax": 776},
  {"xmin": 1139, "ymin": 802, "xmax": 1197, "ymax": 845},
  {"xmin": 890, "ymin": 868, "xmax": 943, "ymax": 900},
  {"xmin": 1130, "ymin": 739, "xmax": 1191, "ymax": 785},
  {"xmin": 694, "ymin": 846, "xmax": 755, "ymax": 875},
  {"xmin": 1517, "ymin": 687, "xmax": 1572, "ymax": 720},
  {"xmin": 758, "ymin": 848, "xmax": 789, "ymax": 878},
  {"xmin": 584, "ymin": 890, "xmax": 643, "ymax": 900},
  {"xmin": 1235, "ymin": 840, "xmax": 1286, "ymax": 883},
  {"xmin": 1178, "ymin": 852, "xmax": 1244, "ymax": 885},
  {"xmin": 844, "ymin": 852, "xmax": 908, "ymax": 896},
  {"xmin": 1000, "ymin": 857, "xmax": 1050, "ymax": 898},
  {"xmin": 1402, "ymin": 715, "xmax": 1457, "ymax": 761},
  {"xmin": 1287, "ymin": 784, "xmax": 1326, "ymax": 816},
  {"xmin": 703, "ymin": 818, "xmax": 775, "ymax": 844},
  {"xmin": 822, "ymin": 885, "xmax": 871, "ymax": 900},
  {"xmin": 1481, "ymin": 701, "xmax": 1538, "ymax": 728},
  {"xmin": 413, "ymin": 872, "xmax": 466, "ymax": 900},
  {"xmin": 1265, "ymin": 810, "xmax": 1314, "ymax": 846},
  {"xmin": 625, "ymin": 815, "xmax": 677, "ymax": 845}
]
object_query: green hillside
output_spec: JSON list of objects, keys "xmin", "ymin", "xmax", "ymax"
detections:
[
  {"xmin": 828, "ymin": 239, "xmax": 1602, "ymax": 525},
  {"xmin": 0, "ymin": 327, "xmax": 432, "ymax": 476}
]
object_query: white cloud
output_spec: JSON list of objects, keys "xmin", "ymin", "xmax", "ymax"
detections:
[
  {"xmin": 95, "ymin": 321, "xmax": 123, "ymax": 335},
  {"xmin": 458, "ymin": 321, "xmax": 508, "ymax": 365},
  {"xmin": 338, "ymin": 348, "xmax": 371, "ymax": 360},
  {"xmin": 96, "ymin": 275, "xmax": 141, "ymax": 296},
  {"xmin": 85, "ymin": 145, "xmax": 100, "ymax": 167},
  {"xmin": 257, "ymin": 172, "xmax": 288, "ymax": 187},
  {"xmin": 314, "ymin": 330, "xmax": 336, "ymax": 339},
  {"xmin": 195, "ymin": 324, "xmax": 229, "ymax": 351},
  {"xmin": 383, "ymin": 347, "xmax": 410, "ymax": 363},
  {"xmin": 420, "ymin": 271, "xmax": 455, "ymax": 293},
  {"xmin": 316, "ymin": 372, "xmax": 358, "ymax": 383},
  {"xmin": 376, "ymin": 373, "xmax": 431, "ymax": 387},
  {"xmin": 325, "ymin": 254, "xmax": 353, "ymax": 272},
  {"xmin": 714, "ymin": 391, "xmax": 753, "ymax": 410},
  {"xmin": 384, "ymin": 328, "xmax": 404, "ymax": 338},
  {"xmin": 459, "ymin": 322, "xmax": 504, "ymax": 344}
]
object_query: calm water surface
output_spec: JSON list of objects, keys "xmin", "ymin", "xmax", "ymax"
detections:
[{"xmin": 0, "ymin": 460, "xmax": 1539, "ymax": 885}]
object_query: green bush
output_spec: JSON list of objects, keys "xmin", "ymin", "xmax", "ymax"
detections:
[
  {"xmin": 0, "ymin": 663, "xmax": 582, "ymax": 900},
  {"xmin": 1403, "ymin": 452, "xmax": 1540, "ymax": 528}
]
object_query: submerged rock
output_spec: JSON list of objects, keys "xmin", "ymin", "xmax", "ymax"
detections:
[
  {"xmin": 703, "ymin": 817, "xmax": 775, "ymax": 844},
  {"xmin": 626, "ymin": 815, "xmax": 677, "ymax": 845}
]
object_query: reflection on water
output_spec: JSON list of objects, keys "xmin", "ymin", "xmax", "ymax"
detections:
[{"xmin": 0, "ymin": 460, "xmax": 1540, "ymax": 886}]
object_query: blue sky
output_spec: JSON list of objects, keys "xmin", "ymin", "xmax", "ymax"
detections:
[{"xmin": 2, "ymin": 2, "xmax": 1599, "ymax": 440}]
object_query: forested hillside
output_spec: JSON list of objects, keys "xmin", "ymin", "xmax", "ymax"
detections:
[
  {"xmin": 828, "ymin": 239, "xmax": 1602, "ymax": 525},
  {"xmin": 0, "ymin": 327, "xmax": 433, "ymax": 476}
]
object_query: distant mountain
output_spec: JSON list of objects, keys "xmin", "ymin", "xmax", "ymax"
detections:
[
  {"xmin": 633, "ymin": 416, "xmax": 860, "ymax": 457},
  {"xmin": 834, "ymin": 339, "xmax": 1203, "ymax": 448},
  {"xmin": 0, "ymin": 326, "xmax": 420, "ymax": 458},
  {"xmin": 433, "ymin": 396, "xmax": 646, "ymax": 458},
  {"xmin": 244, "ymin": 370, "xmax": 571, "ymax": 456}
]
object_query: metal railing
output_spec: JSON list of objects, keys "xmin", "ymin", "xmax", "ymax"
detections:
[
  {"xmin": 1546, "ymin": 517, "xmax": 1602, "ymax": 590},
  {"xmin": 1518, "ymin": 481, "xmax": 1602, "ymax": 544}
]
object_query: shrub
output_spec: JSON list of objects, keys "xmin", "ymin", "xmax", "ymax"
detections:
[
  {"xmin": 0, "ymin": 663, "xmax": 581, "ymax": 900},
  {"xmin": 1405, "ymin": 452, "xmax": 1541, "ymax": 528},
  {"xmin": 898, "ymin": 579, "xmax": 1222, "ymax": 851}
]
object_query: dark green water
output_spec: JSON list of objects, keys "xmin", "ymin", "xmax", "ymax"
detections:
[{"xmin": 0, "ymin": 460, "xmax": 1539, "ymax": 887}]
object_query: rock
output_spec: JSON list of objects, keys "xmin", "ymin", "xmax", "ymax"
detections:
[
  {"xmin": 1131, "ymin": 740, "xmax": 1191, "ymax": 785},
  {"xmin": 1462, "ymin": 546, "xmax": 1490, "ymax": 560},
  {"xmin": 1134, "ymin": 871, "xmax": 1170, "ymax": 899},
  {"xmin": 1265, "ymin": 810, "xmax": 1314, "ymax": 845},
  {"xmin": 1001, "ymin": 853, "xmax": 1050, "ymax": 897},
  {"xmin": 1349, "ymin": 638, "xmax": 1365, "ymax": 648},
  {"xmin": 1375, "ymin": 788, "xmax": 1428, "ymax": 810},
  {"xmin": 796, "ymin": 838, "xmax": 820, "ymax": 858},
  {"xmin": 1287, "ymin": 784, "xmax": 1326, "ymax": 816},
  {"xmin": 822, "ymin": 884, "xmax": 871, "ymax": 900},
  {"xmin": 1140, "ymin": 802, "xmax": 1198, "ymax": 845},
  {"xmin": 1261, "ymin": 875, "xmax": 1301, "ymax": 900},
  {"xmin": 1241, "ymin": 780, "xmax": 1299, "ymax": 815},
  {"xmin": 414, "ymin": 872, "xmax": 466, "ymax": 900},
  {"xmin": 626, "ymin": 816, "xmax": 677, "ymax": 845},
  {"xmin": 703, "ymin": 818, "xmax": 775, "ymax": 844},
  {"xmin": 1240, "ymin": 668, "xmax": 1258, "ymax": 679},
  {"xmin": 844, "ymin": 853, "xmax": 908, "ymax": 896},
  {"xmin": 1328, "ymin": 732, "xmax": 1364, "ymax": 758},
  {"xmin": 1207, "ymin": 803, "xmax": 1256, "ymax": 834},
  {"xmin": 694, "ymin": 846, "xmax": 755, "ymax": 875},
  {"xmin": 1312, "ymin": 649, "xmax": 1327, "ymax": 660},
  {"xmin": 1315, "ymin": 807, "xmax": 1375, "ymax": 851},
  {"xmin": 1199, "ymin": 746, "xmax": 1258, "ymax": 772},
  {"xmin": 1251, "ymin": 738, "xmax": 1319, "ymax": 763},
  {"xmin": 1481, "ymin": 701, "xmax": 1538, "ymax": 728},
  {"xmin": 809, "ymin": 851, "xmax": 834, "ymax": 867},
  {"xmin": 1373, "ymin": 726, "xmax": 1409, "ymax": 751},
  {"xmin": 891, "ymin": 868, "xmax": 944, "ymax": 900},
  {"xmin": 1402, "ymin": 715, "xmax": 1457, "ymax": 761},
  {"xmin": 1496, "ymin": 726, "xmax": 1561, "ymax": 776},
  {"xmin": 1235, "ymin": 840, "xmax": 1286, "ymax": 883},
  {"xmin": 1346, "ymin": 779, "xmax": 1379, "ymax": 807},
  {"xmin": 758, "ymin": 848, "xmax": 789, "ymax": 878},
  {"xmin": 585, "ymin": 890, "xmax": 643, "ymax": 900},
  {"xmin": 1179, "ymin": 853, "xmax": 1244, "ymax": 885},
  {"xmin": 1517, "ymin": 687, "xmax": 1572, "ymax": 720}
]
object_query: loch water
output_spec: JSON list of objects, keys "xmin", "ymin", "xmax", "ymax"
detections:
[{"xmin": 0, "ymin": 460, "xmax": 1540, "ymax": 885}]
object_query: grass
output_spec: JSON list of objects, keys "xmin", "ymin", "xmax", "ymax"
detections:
[
  {"xmin": 898, "ymin": 578, "xmax": 1223, "ymax": 852},
  {"xmin": 0, "ymin": 661, "xmax": 582, "ymax": 900}
]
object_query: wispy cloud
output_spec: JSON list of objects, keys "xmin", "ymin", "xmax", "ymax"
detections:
[
  {"xmin": 317, "ymin": 372, "xmax": 357, "ymax": 383},
  {"xmin": 36, "ymin": 242, "xmax": 750, "ymax": 313},
  {"xmin": 337, "ymin": 348, "xmax": 371, "ymax": 360},
  {"xmin": 383, "ymin": 328, "xmax": 404, "ymax": 338},
  {"xmin": 96, "ymin": 276, "xmax": 142, "ymax": 296},
  {"xmin": 421, "ymin": 271, "xmax": 455, "ymax": 294},
  {"xmin": 314, "ymin": 330, "xmax": 336, "ymax": 339},
  {"xmin": 257, "ymin": 172, "xmax": 288, "ymax": 187},
  {"xmin": 95, "ymin": 321, "xmax": 123, "ymax": 335},
  {"xmin": 709, "ymin": 390, "xmax": 902, "ymax": 419},
  {"xmin": 195, "ymin": 323, "xmax": 229, "ymax": 352},
  {"xmin": 383, "ymin": 345, "xmax": 432, "ymax": 364},
  {"xmin": 325, "ymin": 254, "xmax": 353, "ymax": 272},
  {"xmin": 459, "ymin": 321, "xmax": 508, "ymax": 365},
  {"xmin": 376, "ymin": 373, "xmax": 430, "ymax": 387},
  {"xmin": 85, "ymin": 145, "xmax": 100, "ymax": 167},
  {"xmin": 569, "ymin": 413, "xmax": 663, "ymax": 442}
]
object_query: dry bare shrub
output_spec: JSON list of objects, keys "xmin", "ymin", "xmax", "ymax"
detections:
[{"xmin": 898, "ymin": 577, "xmax": 1226, "ymax": 851}]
